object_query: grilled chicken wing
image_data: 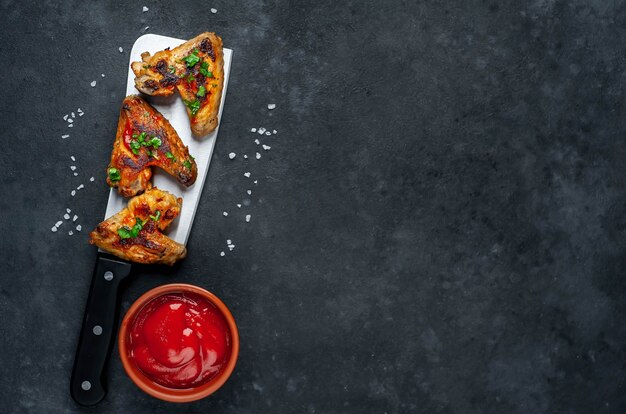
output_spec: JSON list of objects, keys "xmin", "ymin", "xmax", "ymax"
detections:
[
  {"xmin": 89, "ymin": 188, "xmax": 186, "ymax": 265},
  {"xmin": 107, "ymin": 95, "xmax": 198, "ymax": 197},
  {"xmin": 131, "ymin": 32, "xmax": 224, "ymax": 137}
]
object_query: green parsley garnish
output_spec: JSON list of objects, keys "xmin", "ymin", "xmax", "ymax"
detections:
[
  {"xmin": 143, "ymin": 64, "xmax": 151, "ymax": 69},
  {"xmin": 166, "ymin": 152, "xmax": 176, "ymax": 161},
  {"xmin": 183, "ymin": 49, "xmax": 201, "ymax": 67},
  {"xmin": 197, "ymin": 85, "xmax": 206, "ymax": 97},
  {"xmin": 108, "ymin": 167, "xmax": 121, "ymax": 182},
  {"xmin": 168, "ymin": 65, "xmax": 176, "ymax": 74},
  {"xmin": 183, "ymin": 99, "xmax": 201, "ymax": 115},
  {"xmin": 138, "ymin": 132, "xmax": 146, "ymax": 143},
  {"xmin": 183, "ymin": 160, "xmax": 192, "ymax": 169},
  {"xmin": 199, "ymin": 61, "xmax": 212, "ymax": 77},
  {"xmin": 149, "ymin": 137, "xmax": 162, "ymax": 148},
  {"xmin": 149, "ymin": 210, "xmax": 162, "ymax": 222},
  {"xmin": 130, "ymin": 140, "xmax": 141, "ymax": 150},
  {"xmin": 118, "ymin": 217, "xmax": 146, "ymax": 239},
  {"xmin": 186, "ymin": 73, "xmax": 195, "ymax": 84}
]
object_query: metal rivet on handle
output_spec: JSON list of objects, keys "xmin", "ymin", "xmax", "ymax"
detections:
[
  {"xmin": 81, "ymin": 381, "xmax": 91, "ymax": 391},
  {"xmin": 103, "ymin": 271, "xmax": 113, "ymax": 281},
  {"xmin": 93, "ymin": 325, "xmax": 103, "ymax": 336}
]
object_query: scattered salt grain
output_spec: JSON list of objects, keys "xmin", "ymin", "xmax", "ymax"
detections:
[
  {"xmin": 68, "ymin": 124, "xmax": 73, "ymax": 128},
  {"xmin": 55, "ymin": 221, "xmax": 63, "ymax": 227},
  {"xmin": 263, "ymin": 145, "xmax": 271, "ymax": 150},
  {"xmin": 256, "ymin": 152, "xmax": 261, "ymax": 159},
  {"xmin": 118, "ymin": 47, "xmax": 124, "ymax": 53},
  {"xmin": 237, "ymin": 204, "xmax": 241, "ymax": 208},
  {"xmin": 265, "ymin": 131, "xmax": 271, "ymax": 136},
  {"xmin": 247, "ymin": 189, "xmax": 252, "ymax": 195},
  {"xmin": 77, "ymin": 108, "xmax": 83, "ymax": 114},
  {"xmin": 71, "ymin": 112, "xmax": 76, "ymax": 118},
  {"xmin": 70, "ymin": 166, "xmax": 77, "ymax": 171},
  {"xmin": 244, "ymin": 172, "xmax": 251, "ymax": 178},
  {"xmin": 227, "ymin": 239, "xmax": 232, "ymax": 244},
  {"xmin": 51, "ymin": 227, "xmax": 58, "ymax": 232},
  {"xmin": 71, "ymin": 190, "xmax": 76, "ymax": 196},
  {"xmin": 257, "ymin": 127, "xmax": 266, "ymax": 135},
  {"xmin": 67, "ymin": 118, "xmax": 73, "ymax": 123},
  {"xmin": 68, "ymin": 231, "xmax": 74, "ymax": 236},
  {"xmin": 254, "ymin": 139, "xmax": 260, "ymax": 145},
  {"xmin": 251, "ymin": 128, "xmax": 257, "ymax": 133},
  {"xmin": 228, "ymin": 244, "xmax": 235, "ymax": 251},
  {"xmin": 89, "ymin": 176, "xmax": 95, "ymax": 182},
  {"xmin": 73, "ymin": 215, "xmax": 78, "ymax": 222},
  {"xmin": 254, "ymin": 180, "xmax": 258, "ymax": 184},
  {"xmin": 77, "ymin": 184, "xmax": 84, "ymax": 190},
  {"xmin": 70, "ymin": 156, "xmax": 75, "ymax": 161},
  {"xmin": 245, "ymin": 214, "xmax": 251, "ymax": 222},
  {"xmin": 90, "ymin": 80, "xmax": 96, "ymax": 87},
  {"xmin": 143, "ymin": 26, "xmax": 149, "ymax": 31},
  {"xmin": 76, "ymin": 225, "xmax": 82, "ymax": 231},
  {"xmin": 142, "ymin": 6, "xmax": 149, "ymax": 12},
  {"xmin": 73, "ymin": 172, "xmax": 78, "ymax": 176},
  {"xmin": 220, "ymin": 251, "xmax": 225, "ymax": 257},
  {"xmin": 61, "ymin": 135, "xmax": 70, "ymax": 139},
  {"xmin": 272, "ymin": 129, "xmax": 277, "ymax": 134},
  {"xmin": 63, "ymin": 114, "xmax": 68, "ymax": 121},
  {"xmin": 228, "ymin": 152, "xmax": 236, "ymax": 159},
  {"xmin": 267, "ymin": 103, "xmax": 276, "ymax": 110},
  {"xmin": 223, "ymin": 211, "xmax": 228, "ymax": 216},
  {"xmin": 64, "ymin": 213, "xmax": 70, "ymax": 220},
  {"xmin": 211, "ymin": 8, "xmax": 217, "ymax": 13},
  {"xmin": 243, "ymin": 154, "xmax": 248, "ymax": 159},
  {"xmin": 66, "ymin": 208, "xmax": 71, "ymax": 213},
  {"xmin": 101, "ymin": 73, "xmax": 105, "ymax": 77}
]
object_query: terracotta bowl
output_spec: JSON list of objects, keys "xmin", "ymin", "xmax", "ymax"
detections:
[{"xmin": 118, "ymin": 283, "xmax": 239, "ymax": 402}]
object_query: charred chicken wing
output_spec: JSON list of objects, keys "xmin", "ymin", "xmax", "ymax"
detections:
[
  {"xmin": 107, "ymin": 95, "xmax": 197, "ymax": 197},
  {"xmin": 89, "ymin": 188, "xmax": 186, "ymax": 265},
  {"xmin": 131, "ymin": 32, "xmax": 224, "ymax": 137}
]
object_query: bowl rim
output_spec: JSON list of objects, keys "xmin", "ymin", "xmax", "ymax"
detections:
[{"xmin": 118, "ymin": 283, "xmax": 239, "ymax": 403}]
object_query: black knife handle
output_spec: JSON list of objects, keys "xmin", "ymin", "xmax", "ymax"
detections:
[{"xmin": 70, "ymin": 253, "xmax": 133, "ymax": 406}]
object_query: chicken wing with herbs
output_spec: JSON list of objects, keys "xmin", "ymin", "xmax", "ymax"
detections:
[
  {"xmin": 89, "ymin": 188, "xmax": 186, "ymax": 265},
  {"xmin": 107, "ymin": 95, "xmax": 197, "ymax": 197},
  {"xmin": 131, "ymin": 32, "xmax": 224, "ymax": 137}
]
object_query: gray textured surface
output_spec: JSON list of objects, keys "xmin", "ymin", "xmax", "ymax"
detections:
[{"xmin": 1, "ymin": 0, "xmax": 625, "ymax": 413}]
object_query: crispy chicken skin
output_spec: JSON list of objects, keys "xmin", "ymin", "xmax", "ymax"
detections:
[
  {"xmin": 89, "ymin": 188, "xmax": 186, "ymax": 265},
  {"xmin": 131, "ymin": 32, "xmax": 224, "ymax": 137},
  {"xmin": 107, "ymin": 95, "xmax": 197, "ymax": 197}
]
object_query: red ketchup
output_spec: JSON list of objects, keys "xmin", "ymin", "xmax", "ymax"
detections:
[{"xmin": 128, "ymin": 292, "xmax": 232, "ymax": 389}]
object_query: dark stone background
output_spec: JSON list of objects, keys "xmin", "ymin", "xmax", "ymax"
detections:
[{"xmin": 1, "ymin": 0, "xmax": 625, "ymax": 412}]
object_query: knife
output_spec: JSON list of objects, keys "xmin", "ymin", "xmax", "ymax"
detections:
[{"xmin": 70, "ymin": 34, "xmax": 233, "ymax": 406}]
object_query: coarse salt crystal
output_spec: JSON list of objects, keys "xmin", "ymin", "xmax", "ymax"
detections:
[
  {"xmin": 67, "ymin": 118, "xmax": 73, "ymax": 123},
  {"xmin": 73, "ymin": 215, "xmax": 78, "ymax": 222},
  {"xmin": 77, "ymin": 184, "xmax": 84, "ymax": 190},
  {"xmin": 263, "ymin": 145, "xmax": 271, "ymax": 150},
  {"xmin": 267, "ymin": 103, "xmax": 276, "ymax": 110},
  {"xmin": 223, "ymin": 211, "xmax": 228, "ymax": 216},
  {"xmin": 66, "ymin": 208, "xmax": 71, "ymax": 213},
  {"xmin": 254, "ymin": 139, "xmax": 260, "ymax": 145},
  {"xmin": 245, "ymin": 214, "xmax": 251, "ymax": 222},
  {"xmin": 265, "ymin": 131, "xmax": 271, "ymax": 136},
  {"xmin": 228, "ymin": 152, "xmax": 236, "ymax": 159},
  {"xmin": 211, "ymin": 8, "xmax": 217, "ymax": 13},
  {"xmin": 247, "ymin": 189, "xmax": 252, "ymax": 195},
  {"xmin": 73, "ymin": 172, "xmax": 78, "ymax": 176},
  {"xmin": 78, "ymin": 112, "xmax": 84, "ymax": 117},
  {"xmin": 228, "ymin": 245, "xmax": 235, "ymax": 250},
  {"xmin": 254, "ymin": 180, "xmax": 258, "ymax": 184},
  {"xmin": 55, "ymin": 221, "xmax": 63, "ymax": 227},
  {"xmin": 68, "ymin": 124, "xmax": 73, "ymax": 128},
  {"xmin": 70, "ymin": 166, "xmax": 76, "ymax": 171},
  {"xmin": 61, "ymin": 134, "xmax": 70, "ymax": 139},
  {"xmin": 71, "ymin": 190, "xmax": 76, "ymax": 196},
  {"xmin": 64, "ymin": 213, "xmax": 70, "ymax": 220},
  {"xmin": 71, "ymin": 112, "xmax": 75, "ymax": 118},
  {"xmin": 101, "ymin": 73, "xmax": 105, "ymax": 77},
  {"xmin": 142, "ymin": 6, "xmax": 149, "ymax": 12},
  {"xmin": 143, "ymin": 26, "xmax": 149, "ymax": 31},
  {"xmin": 220, "ymin": 251, "xmax": 225, "ymax": 256},
  {"xmin": 272, "ymin": 129, "xmax": 277, "ymax": 134},
  {"xmin": 256, "ymin": 152, "xmax": 261, "ymax": 159},
  {"xmin": 251, "ymin": 128, "xmax": 257, "ymax": 133},
  {"xmin": 243, "ymin": 154, "xmax": 248, "ymax": 159},
  {"xmin": 77, "ymin": 108, "xmax": 83, "ymax": 113},
  {"xmin": 51, "ymin": 227, "xmax": 57, "ymax": 232},
  {"xmin": 68, "ymin": 231, "xmax": 74, "ymax": 236},
  {"xmin": 258, "ymin": 127, "xmax": 266, "ymax": 135},
  {"xmin": 70, "ymin": 156, "xmax": 75, "ymax": 161},
  {"xmin": 63, "ymin": 114, "xmax": 68, "ymax": 121},
  {"xmin": 119, "ymin": 47, "xmax": 124, "ymax": 53},
  {"xmin": 90, "ymin": 80, "xmax": 96, "ymax": 87},
  {"xmin": 244, "ymin": 172, "xmax": 251, "ymax": 178},
  {"xmin": 89, "ymin": 176, "xmax": 95, "ymax": 182},
  {"xmin": 237, "ymin": 204, "xmax": 241, "ymax": 208},
  {"xmin": 227, "ymin": 239, "xmax": 232, "ymax": 244},
  {"xmin": 76, "ymin": 225, "xmax": 82, "ymax": 231}
]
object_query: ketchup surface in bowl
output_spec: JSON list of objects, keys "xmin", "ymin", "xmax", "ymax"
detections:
[{"xmin": 128, "ymin": 292, "xmax": 232, "ymax": 389}]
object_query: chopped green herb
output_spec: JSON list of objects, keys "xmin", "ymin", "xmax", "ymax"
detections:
[
  {"xmin": 183, "ymin": 159, "xmax": 192, "ymax": 169},
  {"xmin": 149, "ymin": 137, "xmax": 162, "ymax": 148},
  {"xmin": 149, "ymin": 210, "xmax": 162, "ymax": 222},
  {"xmin": 197, "ymin": 85, "xmax": 206, "ymax": 97},
  {"xmin": 183, "ymin": 49, "xmax": 201, "ymax": 67},
  {"xmin": 168, "ymin": 65, "xmax": 176, "ymax": 74},
  {"xmin": 108, "ymin": 167, "xmax": 121, "ymax": 182},
  {"xmin": 189, "ymin": 154, "xmax": 195, "ymax": 160},
  {"xmin": 199, "ymin": 61, "xmax": 212, "ymax": 77},
  {"xmin": 166, "ymin": 152, "xmax": 175, "ymax": 160},
  {"xmin": 118, "ymin": 217, "xmax": 147, "ymax": 239},
  {"xmin": 183, "ymin": 99, "xmax": 201, "ymax": 115},
  {"xmin": 130, "ymin": 140, "xmax": 141, "ymax": 150},
  {"xmin": 138, "ymin": 132, "xmax": 146, "ymax": 143},
  {"xmin": 132, "ymin": 133, "xmax": 138, "ymax": 139},
  {"xmin": 143, "ymin": 64, "xmax": 151, "ymax": 69},
  {"xmin": 186, "ymin": 73, "xmax": 195, "ymax": 84},
  {"xmin": 131, "ymin": 148, "xmax": 139, "ymax": 155},
  {"xmin": 144, "ymin": 111, "xmax": 150, "ymax": 117},
  {"xmin": 117, "ymin": 227, "xmax": 133, "ymax": 239}
]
